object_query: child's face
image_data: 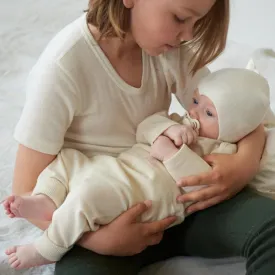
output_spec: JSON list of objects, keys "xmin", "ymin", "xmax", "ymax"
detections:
[
  {"xmin": 128, "ymin": 0, "xmax": 215, "ymax": 56},
  {"xmin": 188, "ymin": 90, "xmax": 219, "ymax": 139}
]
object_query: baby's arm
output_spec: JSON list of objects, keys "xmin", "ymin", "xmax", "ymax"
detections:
[
  {"xmin": 136, "ymin": 111, "xmax": 179, "ymax": 145},
  {"xmin": 163, "ymin": 141, "xmax": 211, "ymax": 195},
  {"xmin": 137, "ymin": 111, "xmax": 198, "ymax": 160},
  {"xmin": 150, "ymin": 135, "xmax": 211, "ymax": 189},
  {"xmin": 150, "ymin": 122, "xmax": 198, "ymax": 162},
  {"xmin": 150, "ymin": 136, "xmax": 180, "ymax": 162}
]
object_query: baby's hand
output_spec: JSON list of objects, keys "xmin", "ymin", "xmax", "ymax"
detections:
[{"xmin": 163, "ymin": 124, "xmax": 198, "ymax": 147}]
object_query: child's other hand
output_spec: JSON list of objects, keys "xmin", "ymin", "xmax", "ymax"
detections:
[
  {"xmin": 163, "ymin": 125, "xmax": 197, "ymax": 146},
  {"xmin": 78, "ymin": 201, "xmax": 176, "ymax": 256},
  {"xmin": 176, "ymin": 153, "xmax": 252, "ymax": 214}
]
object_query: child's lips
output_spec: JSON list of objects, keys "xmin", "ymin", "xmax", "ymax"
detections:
[
  {"xmin": 164, "ymin": 44, "xmax": 178, "ymax": 51},
  {"xmin": 163, "ymin": 44, "xmax": 172, "ymax": 51}
]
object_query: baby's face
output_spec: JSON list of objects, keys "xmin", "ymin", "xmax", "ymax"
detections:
[{"xmin": 188, "ymin": 90, "xmax": 219, "ymax": 139}]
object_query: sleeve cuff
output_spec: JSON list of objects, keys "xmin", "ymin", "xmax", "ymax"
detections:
[
  {"xmin": 146, "ymin": 121, "xmax": 179, "ymax": 144},
  {"xmin": 163, "ymin": 144, "xmax": 211, "ymax": 192},
  {"xmin": 136, "ymin": 112, "xmax": 179, "ymax": 144},
  {"xmin": 14, "ymin": 130, "xmax": 61, "ymax": 155}
]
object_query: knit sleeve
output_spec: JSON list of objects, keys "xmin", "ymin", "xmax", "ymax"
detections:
[{"xmin": 14, "ymin": 62, "xmax": 80, "ymax": 154}]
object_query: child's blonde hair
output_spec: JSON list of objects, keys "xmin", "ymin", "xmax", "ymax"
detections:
[{"xmin": 87, "ymin": 0, "xmax": 229, "ymax": 73}]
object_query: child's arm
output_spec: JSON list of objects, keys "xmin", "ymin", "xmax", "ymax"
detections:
[
  {"xmin": 176, "ymin": 124, "xmax": 266, "ymax": 214},
  {"xmin": 136, "ymin": 111, "xmax": 179, "ymax": 145}
]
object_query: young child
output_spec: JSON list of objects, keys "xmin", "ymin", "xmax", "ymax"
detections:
[{"xmin": 3, "ymin": 65, "xmax": 271, "ymax": 269}]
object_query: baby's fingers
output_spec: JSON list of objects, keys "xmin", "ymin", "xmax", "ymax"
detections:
[{"xmin": 174, "ymin": 136, "xmax": 183, "ymax": 147}]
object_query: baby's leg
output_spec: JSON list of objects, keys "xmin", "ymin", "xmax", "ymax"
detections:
[
  {"xmin": 5, "ymin": 245, "xmax": 54, "ymax": 269},
  {"xmin": 5, "ymin": 188, "xmax": 90, "ymax": 269},
  {"xmin": 36, "ymin": 174, "xmax": 131, "ymax": 259},
  {"xmin": 3, "ymin": 148, "xmax": 92, "ymax": 221},
  {"xmin": 6, "ymin": 163, "xmax": 132, "ymax": 269},
  {"xmin": 3, "ymin": 194, "xmax": 56, "ymax": 221}
]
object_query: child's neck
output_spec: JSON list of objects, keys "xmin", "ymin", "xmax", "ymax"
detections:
[
  {"xmin": 87, "ymin": 24, "xmax": 143, "ymax": 89},
  {"xmin": 88, "ymin": 24, "xmax": 140, "ymax": 59}
]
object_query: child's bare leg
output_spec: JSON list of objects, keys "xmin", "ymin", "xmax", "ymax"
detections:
[
  {"xmin": 2, "ymin": 194, "xmax": 56, "ymax": 221},
  {"xmin": 150, "ymin": 135, "xmax": 179, "ymax": 161},
  {"xmin": 5, "ymin": 245, "xmax": 54, "ymax": 269}
]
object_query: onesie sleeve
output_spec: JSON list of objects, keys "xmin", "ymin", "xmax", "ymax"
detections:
[{"xmin": 136, "ymin": 111, "xmax": 179, "ymax": 145}]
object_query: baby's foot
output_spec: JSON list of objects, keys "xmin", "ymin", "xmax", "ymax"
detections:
[
  {"xmin": 2, "ymin": 194, "xmax": 56, "ymax": 221},
  {"xmin": 150, "ymin": 136, "xmax": 179, "ymax": 162},
  {"xmin": 6, "ymin": 244, "xmax": 54, "ymax": 269}
]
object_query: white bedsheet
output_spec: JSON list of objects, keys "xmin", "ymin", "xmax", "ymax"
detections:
[{"xmin": 0, "ymin": 1, "xmax": 274, "ymax": 274}]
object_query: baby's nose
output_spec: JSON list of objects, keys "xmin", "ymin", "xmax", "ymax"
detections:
[{"xmin": 189, "ymin": 109, "xmax": 198, "ymax": 120}]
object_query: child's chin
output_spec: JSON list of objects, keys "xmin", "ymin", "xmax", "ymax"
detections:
[{"xmin": 144, "ymin": 47, "xmax": 165, "ymax": 57}]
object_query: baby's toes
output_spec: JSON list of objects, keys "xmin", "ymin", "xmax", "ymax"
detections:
[
  {"xmin": 3, "ymin": 196, "xmax": 15, "ymax": 210},
  {"xmin": 3, "ymin": 200, "xmax": 10, "ymax": 211},
  {"xmin": 8, "ymin": 254, "xmax": 17, "ymax": 265},
  {"xmin": 5, "ymin": 208, "xmax": 12, "ymax": 215},
  {"xmin": 11, "ymin": 259, "xmax": 21, "ymax": 269},
  {"xmin": 8, "ymin": 213, "xmax": 16, "ymax": 218},
  {"xmin": 5, "ymin": 246, "xmax": 16, "ymax": 255}
]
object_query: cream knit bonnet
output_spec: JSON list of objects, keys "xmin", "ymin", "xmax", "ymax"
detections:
[{"xmin": 197, "ymin": 60, "xmax": 270, "ymax": 143}]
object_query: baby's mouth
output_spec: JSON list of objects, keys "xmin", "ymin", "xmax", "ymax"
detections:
[{"xmin": 184, "ymin": 112, "xmax": 200, "ymax": 132}]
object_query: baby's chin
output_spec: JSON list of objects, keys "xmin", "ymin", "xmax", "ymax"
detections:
[{"xmin": 199, "ymin": 131, "xmax": 218, "ymax": 140}]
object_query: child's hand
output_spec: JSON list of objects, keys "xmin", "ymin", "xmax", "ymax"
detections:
[
  {"xmin": 78, "ymin": 201, "xmax": 176, "ymax": 256},
  {"xmin": 163, "ymin": 125, "xmax": 198, "ymax": 147}
]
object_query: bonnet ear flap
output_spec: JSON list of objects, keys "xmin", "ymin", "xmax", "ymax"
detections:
[{"xmin": 246, "ymin": 58, "xmax": 260, "ymax": 74}]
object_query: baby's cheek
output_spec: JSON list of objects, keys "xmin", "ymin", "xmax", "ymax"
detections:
[
  {"xmin": 199, "ymin": 126, "xmax": 207, "ymax": 138},
  {"xmin": 200, "ymin": 123, "xmax": 217, "ymax": 139}
]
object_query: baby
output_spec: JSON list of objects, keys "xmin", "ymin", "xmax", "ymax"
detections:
[{"xmin": 2, "ymin": 65, "xmax": 272, "ymax": 269}]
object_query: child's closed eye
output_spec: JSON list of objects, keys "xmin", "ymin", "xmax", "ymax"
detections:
[{"xmin": 174, "ymin": 15, "xmax": 186, "ymax": 24}]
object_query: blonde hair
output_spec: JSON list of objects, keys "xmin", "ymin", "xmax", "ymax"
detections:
[
  {"xmin": 187, "ymin": 0, "xmax": 230, "ymax": 73},
  {"xmin": 87, "ymin": 0, "xmax": 130, "ymax": 39},
  {"xmin": 87, "ymin": 0, "xmax": 230, "ymax": 73}
]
